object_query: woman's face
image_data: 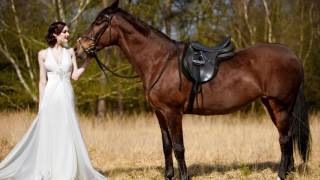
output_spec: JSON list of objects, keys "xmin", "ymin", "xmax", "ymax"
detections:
[{"xmin": 54, "ymin": 26, "xmax": 70, "ymax": 45}]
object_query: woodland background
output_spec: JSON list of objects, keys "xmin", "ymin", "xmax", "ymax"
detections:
[{"xmin": 0, "ymin": 0, "xmax": 319, "ymax": 116}]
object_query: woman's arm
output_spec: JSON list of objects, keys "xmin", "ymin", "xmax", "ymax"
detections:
[
  {"xmin": 70, "ymin": 48, "xmax": 92, "ymax": 81},
  {"xmin": 38, "ymin": 50, "xmax": 47, "ymax": 104}
]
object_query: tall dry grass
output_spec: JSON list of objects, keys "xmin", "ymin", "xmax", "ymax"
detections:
[{"xmin": 0, "ymin": 111, "xmax": 319, "ymax": 179}]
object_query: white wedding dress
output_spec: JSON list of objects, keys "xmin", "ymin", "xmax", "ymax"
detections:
[{"xmin": 0, "ymin": 48, "xmax": 106, "ymax": 180}]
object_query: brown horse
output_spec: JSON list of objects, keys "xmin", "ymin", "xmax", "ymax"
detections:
[{"xmin": 75, "ymin": 1, "xmax": 311, "ymax": 179}]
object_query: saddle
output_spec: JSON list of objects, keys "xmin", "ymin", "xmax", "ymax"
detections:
[{"xmin": 181, "ymin": 36, "xmax": 235, "ymax": 111}]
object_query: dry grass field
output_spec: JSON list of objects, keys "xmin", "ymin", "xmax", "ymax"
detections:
[{"xmin": 0, "ymin": 111, "xmax": 319, "ymax": 180}]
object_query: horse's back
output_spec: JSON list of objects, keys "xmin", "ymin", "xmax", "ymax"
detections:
[
  {"xmin": 220, "ymin": 43, "xmax": 303, "ymax": 91},
  {"xmin": 187, "ymin": 43, "xmax": 303, "ymax": 114},
  {"xmin": 237, "ymin": 43, "xmax": 303, "ymax": 91}
]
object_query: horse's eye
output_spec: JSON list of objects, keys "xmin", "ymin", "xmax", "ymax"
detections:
[{"xmin": 94, "ymin": 16, "xmax": 104, "ymax": 25}]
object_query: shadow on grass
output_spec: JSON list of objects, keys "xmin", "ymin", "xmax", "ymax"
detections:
[
  {"xmin": 188, "ymin": 161, "xmax": 279, "ymax": 178},
  {"xmin": 100, "ymin": 161, "xmax": 279, "ymax": 178},
  {"xmin": 100, "ymin": 166, "xmax": 163, "ymax": 177}
]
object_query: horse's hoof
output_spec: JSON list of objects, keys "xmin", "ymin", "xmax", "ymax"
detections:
[
  {"xmin": 180, "ymin": 175, "xmax": 189, "ymax": 180},
  {"xmin": 277, "ymin": 176, "xmax": 284, "ymax": 180},
  {"xmin": 165, "ymin": 173, "xmax": 173, "ymax": 180}
]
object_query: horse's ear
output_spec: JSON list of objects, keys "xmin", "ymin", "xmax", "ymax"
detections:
[{"xmin": 109, "ymin": 0, "xmax": 119, "ymax": 9}]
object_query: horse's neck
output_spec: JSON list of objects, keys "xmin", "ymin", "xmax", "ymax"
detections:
[{"xmin": 117, "ymin": 27, "xmax": 176, "ymax": 89}]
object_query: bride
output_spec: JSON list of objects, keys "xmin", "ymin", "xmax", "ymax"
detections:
[{"xmin": 0, "ymin": 22, "xmax": 106, "ymax": 180}]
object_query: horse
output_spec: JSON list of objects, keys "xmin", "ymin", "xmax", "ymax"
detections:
[{"xmin": 75, "ymin": 1, "xmax": 311, "ymax": 179}]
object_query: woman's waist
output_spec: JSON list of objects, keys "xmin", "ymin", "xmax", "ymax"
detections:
[{"xmin": 47, "ymin": 71, "xmax": 71, "ymax": 81}]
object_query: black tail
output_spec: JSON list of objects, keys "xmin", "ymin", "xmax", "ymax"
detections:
[{"xmin": 291, "ymin": 82, "xmax": 311, "ymax": 162}]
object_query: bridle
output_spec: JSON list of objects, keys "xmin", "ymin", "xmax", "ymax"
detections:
[
  {"xmin": 78, "ymin": 13, "xmax": 112, "ymax": 56},
  {"xmin": 77, "ymin": 13, "xmax": 138, "ymax": 78}
]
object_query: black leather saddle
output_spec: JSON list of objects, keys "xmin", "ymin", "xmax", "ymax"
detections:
[
  {"xmin": 181, "ymin": 36, "xmax": 235, "ymax": 112},
  {"xmin": 182, "ymin": 36, "xmax": 235, "ymax": 83}
]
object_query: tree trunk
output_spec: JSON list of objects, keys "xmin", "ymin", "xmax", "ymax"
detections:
[
  {"xmin": 115, "ymin": 49, "xmax": 124, "ymax": 116},
  {"xmin": 262, "ymin": 0, "xmax": 273, "ymax": 43},
  {"xmin": 96, "ymin": 0, "xmax": 109, "ymax": 118},
  {"xmin": 162, "ymin": 0, "xmax": 172, "ymax": 36},
  {"xmin": 116, "ymin": 82, "xmax": 124, "ymax": 116},
  {"xmin": 55, "ymin": 0, "xmax": 66, "ymax": 21}
]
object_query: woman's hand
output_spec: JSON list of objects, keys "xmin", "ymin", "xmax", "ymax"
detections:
[{"xmin": 70, "ymin": 48, "xmax": 93, "ymax": 81}]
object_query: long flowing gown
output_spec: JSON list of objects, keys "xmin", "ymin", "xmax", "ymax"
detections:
[{"xmin": 0, "ymin": 48, "xmax": 106, "ymax": 180}]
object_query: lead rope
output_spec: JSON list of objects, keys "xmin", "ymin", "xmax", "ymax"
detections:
[{"xmin": 93, "ymin": 53, "xmax": 139, "ymax": 78}]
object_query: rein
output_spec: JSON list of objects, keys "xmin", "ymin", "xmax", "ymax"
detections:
[{"xmin": 93, "ymin": 53, "xmax": 139, "ymax": 78}]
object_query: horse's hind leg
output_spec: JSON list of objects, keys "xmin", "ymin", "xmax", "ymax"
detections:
[
  {"xmin": 261, "ymin": 98, "xmax": 294, "ymax": 180},
  {"xmin": 155, "ymin": 110, "xmax": 174, "ymax": 180}
]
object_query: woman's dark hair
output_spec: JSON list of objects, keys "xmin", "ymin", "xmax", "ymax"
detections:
[{"xmin": 45, "ymin": 21, "xmax": 66, "ymax": 47}]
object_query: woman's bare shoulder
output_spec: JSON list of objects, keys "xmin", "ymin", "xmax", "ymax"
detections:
[
  {"xmin": 66, "ymin": 47, "xmax": 75, "ymax": 55},
  {"xmin": 38, "ymin": 48, "xmax": 48, "ymax": 59}
]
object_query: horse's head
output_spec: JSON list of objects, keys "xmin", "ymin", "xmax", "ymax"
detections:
[{"xmin": 75, "ymin": 0, "xmax": 119, "ymax": 60}]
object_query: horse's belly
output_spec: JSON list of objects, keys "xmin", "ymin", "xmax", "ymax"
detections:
[
  {"xmin": 184, "ymin": 76, "xmax": 262, "ymax": 115},
  {"xmin": 188, "ymin": 99, "xmax": 254, "ymax": 115}
]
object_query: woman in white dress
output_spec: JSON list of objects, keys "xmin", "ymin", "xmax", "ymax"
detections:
[{"xmin": 0, "ymin": 22, "xmax": 106, "ymax": 180}]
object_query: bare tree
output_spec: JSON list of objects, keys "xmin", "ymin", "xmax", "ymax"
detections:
[{"xmin": 0, "ymin": 0, "xmax": 37, "ymax": 102}]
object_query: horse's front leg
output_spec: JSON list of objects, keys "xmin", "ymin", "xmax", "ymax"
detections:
[
  {"xmin": 163, "ymin": 110, "xmax": 188, "ymax": 180},
  {"xmin": 156, "ymin": 110, "xmax": 174, "ymax": 180}
]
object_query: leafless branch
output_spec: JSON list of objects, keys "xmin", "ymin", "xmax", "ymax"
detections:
[
  {"xmin": 55, "ymin": 0, "xmax": 66, "ymax": 21},
  {"xmin": 10, "ymin": 0, "xmax": 36, "ymax": 88},
  {"xmin": 242, "ymin": 0, "xmax": 255, "ymax": 44},
  {"xmin": 70, "ymin": 0, "xmax": 91, "ymax": 24},
  {"xmin": 262, "ymin": 0, "xmax": 273, "ymax": 43},
  {"xmin": 0, "ymin": 36, "xmax": 37, "ymax": 102},
  {"xmin": 302, "ymin": 4, "xmax": 314, "ymax": 66},
  {"xmin": 298, "ymin": 1, "xmax": 305, "ymax": 59},
  {"xmin": 0, "ymin": 19, "xmax": 46, "ymax": 47}
]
